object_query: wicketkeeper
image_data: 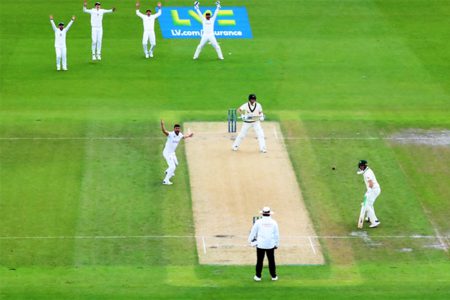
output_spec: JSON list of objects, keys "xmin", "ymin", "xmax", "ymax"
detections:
[{"xmin": 193, "ymin": 1, "xmax": 224, "ymax": 60}]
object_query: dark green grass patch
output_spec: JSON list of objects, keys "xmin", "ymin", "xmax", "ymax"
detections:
[{"xmin": 1, "ymin": 263, "xmax": 450, "ymax": 299}]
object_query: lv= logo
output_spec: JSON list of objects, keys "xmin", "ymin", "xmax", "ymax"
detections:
[{"xmin": 171, "ymin": 9, "xmax": 236, "ymax": 26}]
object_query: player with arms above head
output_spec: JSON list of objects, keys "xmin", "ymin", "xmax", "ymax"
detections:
[
  {"xmin": 49, "ymin": 15, "xmax": 75, "ymax": 71},
  {"xmin": 357, "ymin": 160, "xmax": 381, "ymax": 228},
  {"xmin": 232, "ymin": 94, "xmax": 266, "ymax": 153},
  {"xmin": 193, "ymin": 1, "xmax": 224, "ymax": 60},
  {"xmin": 83, "ymin": 1, "xmax": 116, "ymax": 61},
  {"xmin": 136, "ymin": 1, "xmax": 162, "ymax": 58},
  {"xmin": 160, "ymin": 120, "xmax": 194, "ymax": 185}
]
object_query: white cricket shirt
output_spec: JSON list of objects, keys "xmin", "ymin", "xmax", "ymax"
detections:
[
  {"xmin": 163, "ymin": 131, "xmax": 184, "ymax": 154},
  {"xmin": 195, "ymin": 7, "xmax": 219, "ymax": 35},
  {"xmin": 83, "ymin": 7, "xmax": 113, "ymax": 27},
  {"xmin": 239, "ymin": 102, "xmax": 263, "ymax": 120},
  {"xmin": 51, "ymin": 20, "xmax": 73, "ymax": 47},
  {"xmin": 136, "ymin": 9, "xmax": 162, "ymax": 32},
  {"xmin": 363, "ymin": 168, "xmax": 380, "ymax": 190},
  {"xmin": 248, "ymin": 216, "xmax": 279, "ymax": 249}
]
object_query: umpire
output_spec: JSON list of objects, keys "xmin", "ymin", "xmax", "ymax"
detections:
[{"xmin": 248, "ymin": 207, "xmax": 279, "ymax": 281}]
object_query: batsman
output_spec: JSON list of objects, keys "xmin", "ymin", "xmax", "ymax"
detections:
[
  {"xmin": 231, "ymin": 94, "xmax": 266, "ymax": 153},
  {"xmin": 357, "ymin": 160, "xmax": 381, "ymax": 228}
]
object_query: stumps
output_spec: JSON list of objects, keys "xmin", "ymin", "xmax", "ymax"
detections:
[{"xmin": 227, "ymin": 108, "xmax": 237, "ymax": 133}]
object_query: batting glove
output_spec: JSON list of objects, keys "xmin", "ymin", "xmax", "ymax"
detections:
[
  {"xmin": 241, "ymin": 114, "xmax": 246, "ymax": 121},
  {"xmin": 216, "ymin": 1, "xmax": 221, "ymax": 8},
  {"xmin": 259, "ymin": 114, "xmax": 265, "ymax": 121}
]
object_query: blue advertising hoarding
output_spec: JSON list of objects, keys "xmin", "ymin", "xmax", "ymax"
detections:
[{"xmin": 158, "ymin": 7, "xmax": 253, "ymax": 39}]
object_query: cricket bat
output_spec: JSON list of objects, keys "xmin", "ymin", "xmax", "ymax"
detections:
[
  {"xmin": 250, "ymin": 216, "xmax": 261, "ymax": 247},
  {"xmin": 252, "ymin": 216, "xmax": 262, "ymax": 224},
  {"xmin": 357, "ymin": 196, "xmax": 367, "ymax": 229}
]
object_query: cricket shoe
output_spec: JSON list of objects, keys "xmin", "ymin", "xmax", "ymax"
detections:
[
  {"xmin": 92, "ymin": 54, "xmax": 96, "ymax": 61},
  {"xmin": 97, "ymin": 55, "xmax": 101, "ymax": 61},
  {"xmin": 253, "ymin": 276, "xmax": 261, "ymax": 282},
  {"xmin": 260, "ymin": 149, "xmax": 267, "ymax": 153},
  {"xmin": 232, "ymin": 145, "xmax": 238, "ymax": 151},
  {"xmin": 145, "ymin": 53, "xmax": 149, "ymax": 58},
  {"xmin": 271, "ymin": 276, "xmax": 278, "ymax": 281},
  {"xmin": 369, "ymin": 221, "xmax": 380, "ymax": 228},
  {"xmin": 150, "ymin": 51, "xmax": 153, "ymax": 58},
  {"xmin": 162, "ymin": 180, "xmax": 173, "ymax": 185}
]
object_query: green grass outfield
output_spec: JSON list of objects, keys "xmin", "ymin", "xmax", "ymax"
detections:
[{"xmin": 1, "ymin": 0, "xmax": 449, "ymax": 299}]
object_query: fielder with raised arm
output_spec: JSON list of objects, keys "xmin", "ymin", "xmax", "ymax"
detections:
[
  {"xmin": 232, "ymin": 94, "xmax": 267, "ymax": 153},
  {"xmin": 357, "ymin": 160, "xmax": 381, "ymax": 228},
  {"xmin": 193, "ymin": 1, "xmax": 224, "ymax": 60},
  {"xmin": 49, "ymin": 15, "xmax": 75, "ymax": 71},
  {"xmin": 136, "ymin": 2, "xmax": 162, "ymax": 58},
  {"xmin": 160, "ymin": 120, "xmax": 194, "ymax": 185},
  {"xmin": 83, "ymin": 1, "xmax": 115, "ymax": 60}
]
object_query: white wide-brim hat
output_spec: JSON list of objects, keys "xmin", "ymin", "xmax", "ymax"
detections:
[{"xmin": 260, "ymin": 206, "xmax": 274, "ymax": 215}]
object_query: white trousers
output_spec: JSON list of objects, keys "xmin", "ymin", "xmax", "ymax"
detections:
[
  {"xmin": 55, "ymin": 47, "xmax": 67, "ymax": 70},
  {"xmin": 163, "ymin": 151, "xmax": 178, "ymax": 182},
  {"xmin": 91, "ymin": 27, "xmax": 103, "ymax": 55},
  {"xmin": 193, "ymin": 34, "xmax": 223, "ymax": 59},
  {"xmin": 232, "ymin": 121, "xmax": 266, "ymax": 151},
  {"xmin": 364, "ymin": 187, "xmax": 381, "ymax": 223},
  {"xmin": 142, "ymin": 31, "xmax": 156, "ymax": 54}
]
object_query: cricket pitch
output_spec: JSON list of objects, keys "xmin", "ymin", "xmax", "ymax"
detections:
[{"xmin": 185, "ymin": 122, "xmax": 324, "ymax": 265}]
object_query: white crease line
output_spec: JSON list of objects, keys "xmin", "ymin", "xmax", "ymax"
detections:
[
  {"xmin": 202, "ymin": 236, "xmax": 207, "ymax": 254},
  {"xmin": 308, "ymin": 236, "xmax": 317, "ymax": 255},
  {"xmin": 0, "ymin": 235, "xmax": 448, "ymax": 240},
  {"xmin": 0, "ymin": 136, "xmax": 448, "ymax": 141},
  {"xmin": 433, "ymin": 227, "xmax": 448, "ymax": 252},
  {"xmin": 0, "ymin": 235, "xmax": 196, "ymax": 240},
  {"xmin": 273, "ymin": 127, "xmax": 279, "ymax": 140},
  {"xmin": 0, "ymin": 137, "xmax": 159, "ymax": 140}
]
